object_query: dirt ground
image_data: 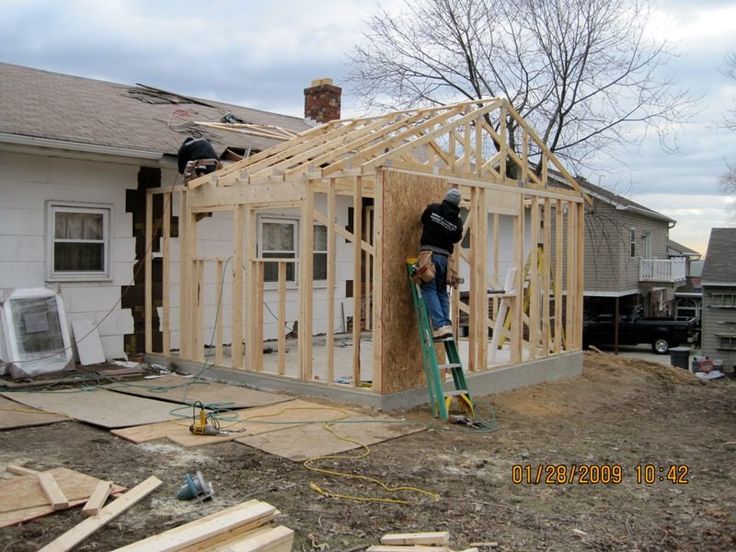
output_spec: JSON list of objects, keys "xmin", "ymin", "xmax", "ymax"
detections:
[{"xmin": 2, "ymin": 352, "xmax": 736, "ymax": 552}]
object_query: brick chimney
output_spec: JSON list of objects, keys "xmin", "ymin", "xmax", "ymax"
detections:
[{"xmin": 304, "ymin": 78, "xmax": 341, "ymax": 124}]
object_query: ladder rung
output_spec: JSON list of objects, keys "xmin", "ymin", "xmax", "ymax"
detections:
[
  {"xmin": 444, "ymin": 390, "xmax": 469, "ymax": 397},
  {"xmin": 438, "ymin": 363, "xmax": 462, "ymax": 369}
]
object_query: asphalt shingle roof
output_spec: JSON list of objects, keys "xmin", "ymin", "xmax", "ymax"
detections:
[
  {"xmin": 0, "ymin": 62, "xmax": 310, "ymax": 158},
  {"xmin": 702, "ymin": 227, "xmax": 736, "ymax": 284}
]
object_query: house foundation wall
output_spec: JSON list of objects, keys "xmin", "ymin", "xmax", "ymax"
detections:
[{"xmin": 146, "ymin": 350, "xmax": 582, "ymax": 411}]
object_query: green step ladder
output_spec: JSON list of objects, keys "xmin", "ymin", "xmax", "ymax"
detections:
[{"xmin": 407, "ymin": 260, "xmax": 474, "ymax": 420}]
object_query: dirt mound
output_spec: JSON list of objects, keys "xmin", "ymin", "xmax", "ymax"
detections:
[{"xmin": 584, "ymin": 350, "xmax": 699, "ymax": 385}]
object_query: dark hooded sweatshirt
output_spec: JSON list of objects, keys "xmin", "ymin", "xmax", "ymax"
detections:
[{"xmin": 420, "ymin": 200, "xmax": 463, "ymax": 256}]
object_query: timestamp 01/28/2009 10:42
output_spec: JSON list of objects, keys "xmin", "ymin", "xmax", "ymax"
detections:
[{"xmin": 511, "ymin": 463, "xmax": 690, "ymax": 485}]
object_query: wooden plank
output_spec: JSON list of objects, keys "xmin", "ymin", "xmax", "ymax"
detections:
[
  {"xmin": 112, "ymin": 500, "xmax": 276, "ymax": 552},
  {"xmin": 576, "ymin": 201, "xmax": 585, "ymax": 349},
  {"xmin": 7, "ymin": 465, "xmax": 39, "ymax": 475},
  {"xmin": 277, "ymin": 261, "xmax": 287, "ymax": 376},
  {"xmin": 352, "ymin": 175, "xmax": 363, "ymax": 387},
  {"xmin": 511, "ymin": 195, "xmax": 524, "ymax": 363},
  {"xmin": 145, "ymin": 191, "xmax": 153, "ymax": 354},
  {"xmin": 38, "ymin": 472, "xmax": 69, "ymax": 511},
  {"xmin": 255, "ymin": 261, "xmax": 265, "ymax": 372},
  {"xmin": 38, "ymin": 476, "xmax": 162, "ymax": 552},
  {"xmin": 82, "ymin": 481, "xmax": 112, "ymax": 517},
  {"xmin": 162, "ymin": 191, "xmax": 171, "ymax": 355},
  {"xmin": 468, "ymin": 187, "xmax": 479, "ymax": 371},
  {"xmin": 326, "ymin": 178, "xmax": 336, "ymax": 384},
  {"xmin": 381, "ymin": 531, "xmax": 450, "ymax": 546},
  {"xmin": 477, "ymin": 187, "xmax": 488, "ymax": 371},
  {"xmin": 195, "ymin": 260, "xmax": 205, "ymax": 362},
  {"xmin": 198, "ymin": 525, "xmax": 293, "ymax": 552},
  {"xmin": 232, "ymin": 206, "xmax": 245, "ymax": 368},
  {"xmin": 368, "ymin": 546, "xmax": 449, "ymax": 552}
]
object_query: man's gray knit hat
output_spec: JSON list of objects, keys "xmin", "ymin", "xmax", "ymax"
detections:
[{"xmin": 444, "ymin": 188, "xmax": 462, "ymax": 205}]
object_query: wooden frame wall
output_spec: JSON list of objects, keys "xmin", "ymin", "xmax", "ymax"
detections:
[{"xmin": 144, "ymin": 97, "xmax": 586, "ymax": 396}]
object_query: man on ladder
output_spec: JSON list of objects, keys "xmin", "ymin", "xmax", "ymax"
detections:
[{"xmin": 416, "ymin": 188, "xmax": 463, "ymax": 338}]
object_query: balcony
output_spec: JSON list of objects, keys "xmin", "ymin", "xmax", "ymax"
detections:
[{"xmin": 639, "ymin": 258, "xmax": 686, "ymax": 283}]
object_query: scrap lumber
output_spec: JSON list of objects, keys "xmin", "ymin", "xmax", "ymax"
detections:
[
  {"xmin": 37, "ymin": 472, "xmax": 70, "ymax": 511},
  {"xmin": 113, "ymin": 499, "xmax": 279, "ymax": 551},
  {"xmin": 367, "ymin": 546, "xmax": 450, "ymax": 552},
  {"xmin": 381, "ymin": 532, "xmax": 450, "ymax": 546},
  {"xmin": 38, "ymin": 475, "xmax": 162, "ymax": 552},
  {"xmin": 6, "ymin": 464, "xmax": 39, "ymax": 475},
  {"xmin": 0, "ymin": 468, "xmax": 126, "ymax": 527},
  {"xmin": 82, "ymin": 480, "xmax": 113, "ymax": 516},
  {"xmin": 192, "ymin": 524, "xmax": 294, "ymax": 552}
]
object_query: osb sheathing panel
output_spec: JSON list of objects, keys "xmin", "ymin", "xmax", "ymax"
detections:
[{"xmin": 380, "ymin": 169, "xmax": 449, "ymax": 394}]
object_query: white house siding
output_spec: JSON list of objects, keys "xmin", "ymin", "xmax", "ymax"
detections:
[
  {"xmin": 702, "ymin": 284, "xmax": 736, "ymax": 371},
  {"xmin": 0, "ymin": 151, "xmax": 137, "ymax": 359}
]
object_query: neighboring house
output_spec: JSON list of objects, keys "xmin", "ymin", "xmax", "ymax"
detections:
[
  {"xmin": 668, "ymin": 239, "xmax": 703, "ymax": 326},
  {"xmin": 701, "ymin": 228, "xmax": 736, "ymax": 372},
  {"xmin": 576, "ymin": 178, "xmax": 685, "ymax": 322},
  {"xmin": 0, "ymin": 62, "xmax": 330, "ymax": 360}
]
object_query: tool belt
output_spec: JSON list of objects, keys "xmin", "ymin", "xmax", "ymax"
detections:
[{"xmin": 412, "ymin": 250, "xmax": 436, "ymax": 283}]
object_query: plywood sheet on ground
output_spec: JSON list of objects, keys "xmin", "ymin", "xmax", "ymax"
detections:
[
  {"xmin": 0, "ymin": 389, "xmax": 179, "ymax": 429},
  {"xmin": 0, "ymin": 395, "xmax": 66, "ymax": 429},
  {"xmin": 0, "ymin": 468, "xmax": 125, "ymax": 528},
  {"xmin": 111, "ymin": 399, "xmax": 355, "ymax": 448},
  {"xmin": 235, "ymin": 413, "xmax": 424, "ymax": 461},
  {"xmin": 105, "ymin": 375, "xmax": 292, "ymax": 409}
]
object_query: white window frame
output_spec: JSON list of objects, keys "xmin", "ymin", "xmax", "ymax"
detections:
[
  {"xmin": 257, "ymin": 216, "xmax": 328, "ymax": 288},
  {"xmin": 46, "ymin": 201, "xmax": 112, "ymax": 282},
  {"xmin": 629, "ymin": 228, "xmax": 636, "ymax": 258}
]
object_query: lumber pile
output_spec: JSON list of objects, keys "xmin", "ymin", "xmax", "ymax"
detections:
[
  {"xmin": 367, "ymin": 532, "xmax": 478, "ymax": 552},
  {"xmin": 0, "ymin": 465, "xmax": 126, "ymax": 527},
  {"xmin": 112, "ymin": 499, "xmax": 293, "ymax": 551}
]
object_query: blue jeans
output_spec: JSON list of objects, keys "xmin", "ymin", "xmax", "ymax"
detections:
[{"xmin": 420, "ymin": 253, "xmax": 450, "ymax": 329}]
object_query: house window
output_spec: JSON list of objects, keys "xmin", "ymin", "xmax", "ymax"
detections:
[
  {"xmin": 629, "ymin": 228, "xmax": 636, "ymax": 258},
  {"xmin": 258, "ymin": 218, "xmax": 328, "ymax": 284},
  {"xmin": 260, "ymin": 219, "xmax": 297, "ymax": 283},
  {"xmin": 46, "ymin": 203, "xmax": 111, "ymax": 281},
  {"xmin": 716, "ymin": 334, "xmax": 736, "ymax": 351},
  {"xmin": 708, "ymin": 292, "xmax": 736, "ymax": 308}
]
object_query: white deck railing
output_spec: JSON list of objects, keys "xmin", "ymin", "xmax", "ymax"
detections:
[{"xmin": 639, "ymin": 258, "xmax": 686, "ymax": 282}]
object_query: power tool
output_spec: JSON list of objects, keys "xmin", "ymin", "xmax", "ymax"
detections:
[{"xmin": 189, "ymin": 401, "xmax": 221, "ymax": 436}]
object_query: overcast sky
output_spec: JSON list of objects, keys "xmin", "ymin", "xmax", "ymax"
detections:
[{"xmin": 1, "ymin": 0, "xmax": 734, "ymax": 254}]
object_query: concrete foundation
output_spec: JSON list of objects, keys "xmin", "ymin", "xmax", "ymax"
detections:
[{"xmin": 146, "ymin": 350, "xmax": 583, "ymax": 412}]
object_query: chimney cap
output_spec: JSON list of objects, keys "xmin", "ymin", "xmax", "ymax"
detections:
[{"xmin": 309, "ymin": 78, "xmax": 334, "ymax": 87}]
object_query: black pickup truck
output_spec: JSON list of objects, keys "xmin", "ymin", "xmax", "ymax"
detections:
[{"xmin": 583, "ymin": 312, "xmax": 699, "ymax": 354}]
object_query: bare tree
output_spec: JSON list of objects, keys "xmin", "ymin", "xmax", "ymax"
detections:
[
  {"xmin": 721, "ymin": 53, "xmax": 736, "ymax": 208},
  {"xmin": 349, "ymin": 0, "xmax": 692, "ymax": 168}
]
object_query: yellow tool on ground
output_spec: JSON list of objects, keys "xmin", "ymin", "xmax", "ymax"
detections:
[{"xmin": 189, "ymin": 401, "xmax": 221, "ymax": 435}]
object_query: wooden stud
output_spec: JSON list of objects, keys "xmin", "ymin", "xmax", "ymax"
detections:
[
  {"xmin": 195, "ymin": 259, "xmax": 205, "ymax": 363},
  {"xmin": 38, "ymin": 476, "xmax": 162, "ymax": 552},
  {"xmin": 468, "ymin": 187, "xmax": 479, "ymax": 371},
  {"xmin": 371, "ymin": 169, "xmax": 384, "ymax": 393},
  {"xmin": 554, "ymin": 199, "xmax": 564, "ymax": 352},
  {"xmin": 565, "ymin": 201, "xmax": 576, "ymax": 349},
  {"xmin": 511, "ymin": 195, "xmax": 524, "ymax": 363},
  {"xmin": 82, "ymin": 480, "xmax": 112, "ymax": 517},
  {"xmin": 542, "ymin": 198, "xmax": 552, "ymax": 355},
  {"xmin": 162, "ymin": 191, "xmax": 171, "ymax": 355},
  {"xmin": 476, "ymin": 187, "xmax": 488, "ymax": 371},
  {"xmin": 244, "ymin": 208, "xmax": 257, "ymax": 372},
  {"xmin": 298, "ymin": 181, "xmax": 315, "ymax": 381},
  {"xmin": 215, "ymin": 258, "xmax": 224, "ymax": 366},
  {"xmin": 38, "ymin": 472, "xmax": 69, "ymax": 511},
  {"xmin": 576, "ymin": 201, "xmax": 585, "ymax": 349},
  {"xmin": 326, "ymin": 178, "xmax": 337, "ymax": 384},
  {"xmin": 352, "ymin": 176, "xmax": 363, "ymax": 387},
  {"xmin": 529, "ymin": 199, "xmax": 540, "ymax": 360},
  {"xmin": 255, "ymin": 261, "xmax": 265, "ymax": 372},
  {"xmin": 232, "ymin": 206, "xmax": 245, "ymax": 368},
  {"xmin": 381, "ymin": 531, "xmax": 450, "ymax": 546},
  {"xmin": 277, "ymin": 261, "xmax": 287, "ymax": 376},
  {"xmin": 145, "ymin": 191, "xmax": 153, "ymax": 354},
  {"xmin": 179, "ymin": 191, "xmax": 190, "ymax": 359},
  {"xmin": 500, "ymin": 107, "xmax": 508, "ymax": 180}
]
